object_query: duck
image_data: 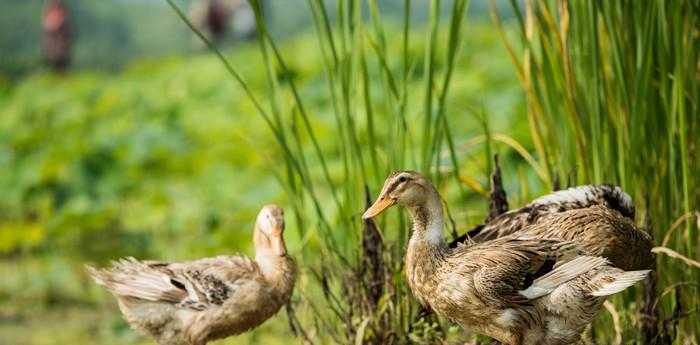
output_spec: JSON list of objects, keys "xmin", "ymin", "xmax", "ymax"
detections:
[
  {"xmin": 363, "ymin": 171, "xmax": 651, "ymax": 345},
  {"xmin": 87, "ymin": 204, "xmax": 296, "ymax": 345},
  {"xmin": 464, "ymin": 184, "xmax": 654, "ymax": 271}
]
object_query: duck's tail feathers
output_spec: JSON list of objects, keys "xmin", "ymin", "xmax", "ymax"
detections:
[
  {"xmin": 519, "ymin": 256, "xmax": 609, "ymax": 300},
  {"xmin": 86, "ymin": 258, "xmax": 186, "ymax": 303},
  {"xmin": 590, "ymin": 269, "xmax": 651, "ymax": 297}
]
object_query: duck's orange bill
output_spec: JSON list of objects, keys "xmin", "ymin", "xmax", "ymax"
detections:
[{"xmin": 362, "ymin": 197, "xmax": 395, "ymax": 219}]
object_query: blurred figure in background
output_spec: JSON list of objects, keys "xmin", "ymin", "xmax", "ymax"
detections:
[
  {"xmin": 42, "ymin": 0, "xmax": 72, "ymax": 71},
  {"xmin": 190, "ymin": 0, "xmax": 261, "ymax": 44},
  {"xmin": 205, "ymin": 0, "xmax": 230, "ymax": 41}
]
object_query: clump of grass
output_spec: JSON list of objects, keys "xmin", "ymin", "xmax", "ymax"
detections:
[{"xmin": 495, "ymin": 0, "xmax": 699, "ymax": 342}]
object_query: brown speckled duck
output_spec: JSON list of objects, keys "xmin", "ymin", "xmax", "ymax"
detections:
[
  {"xmin": 88, "ymin": 205, "xmax": 296, "ymax": 345},
  {"xmin": 363, "ymin": 171, "xmax": 651, "ymax": 345}
]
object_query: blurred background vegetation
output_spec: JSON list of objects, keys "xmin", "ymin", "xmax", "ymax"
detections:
[{"xmin": 0, "ymin": 1, "xmax": 697, "ymax": 344}]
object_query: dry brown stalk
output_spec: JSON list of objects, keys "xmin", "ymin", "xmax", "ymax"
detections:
[{"xmin": 486, "ymin": 155, "xmax": 509, "ymax": 222}]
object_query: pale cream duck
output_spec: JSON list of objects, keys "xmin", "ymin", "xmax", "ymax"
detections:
[
  {"xmin": 88, "ymin": 205, "xmax": 296, "ymax": 345},
  {"xmin": 363, "ymin": 171, "xmax": 651, "ymax": 345}
]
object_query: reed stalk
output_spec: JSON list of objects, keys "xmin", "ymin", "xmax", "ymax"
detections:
[{"xmin": 496, "ymin": 0, "xmax": 699, "ymax": 341}]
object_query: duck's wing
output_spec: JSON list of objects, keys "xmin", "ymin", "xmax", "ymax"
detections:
[
  {"xmin": 469, "ymin": 185, "xmax": 635, "ymax": 242},
  {"xmin": 523, "ymin": 205, "xmax": 655, "ymax": 270},
  {"xmin": 455, "ymin": 238, "xmax": 607, "ymax": 308},
  {"xmin": 87, "ymin": 255, "xmax": 259, "ymax": 311}
]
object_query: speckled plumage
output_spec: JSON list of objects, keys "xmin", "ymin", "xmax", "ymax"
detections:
[
  {"xmin": 88, "ymin": 205, "xmax": 296, "ymax": 345},
  {"xmin": 516, "ymin": 206, "xmax": 653, "ymax": 271},
  {"xmin": 364, "ymin": 172, "xmax": 651, "ymax": 345},
  {"xmin": 469, "ymin": 184, "xmax": 654, "ymax": 271}
]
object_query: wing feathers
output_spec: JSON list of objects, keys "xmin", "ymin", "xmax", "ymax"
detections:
[
  {"xmin": 469, "ymin": 184, "xmax": 636, "ymax": 243},
  {"xmin": 519, "ymin": 256, "xmax": 608, "ymax": 299},
  {"xmin": 87, "ymin": 258, "xmax": 187, "ymax": 303},
  {"xmin": 88, "ymin": 255, "xmax": 258, "ymax": 311},
  {"xmin": 590, "ymin": 270, "xmax": 650, "ymax": 297}
]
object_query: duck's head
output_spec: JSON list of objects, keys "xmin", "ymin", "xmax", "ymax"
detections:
[
  {"xmin": 254, "ymin": 204, "xmax": 287, "ymax": 255},
  {"xmin": 363, "ymin": 171, "xmax": 435, "ymax": 219}
]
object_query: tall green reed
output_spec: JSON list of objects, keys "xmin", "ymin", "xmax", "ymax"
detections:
[{"xmin": 496, "ymin": 0, "xmax": 699, "ymax": 342}]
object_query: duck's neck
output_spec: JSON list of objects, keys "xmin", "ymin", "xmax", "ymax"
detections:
[
  {"xmin": 254, "ymin": 230, "xmax": 297, "ymax": 298},
  {"xmin": 407, "ymin": 193, "xmax": 446, "ymax": 246},
  {"xmin": 404, "ymin": 188, "xmax": 447, "ymax": 301},
  {"xmin": 256, "ymin": 249, "xmax": 296, "ymax": 297}
]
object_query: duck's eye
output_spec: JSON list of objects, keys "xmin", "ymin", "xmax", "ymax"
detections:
[{"xmin": 398, "ymin": 176, "xmax": 408, "ymax": 183}]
